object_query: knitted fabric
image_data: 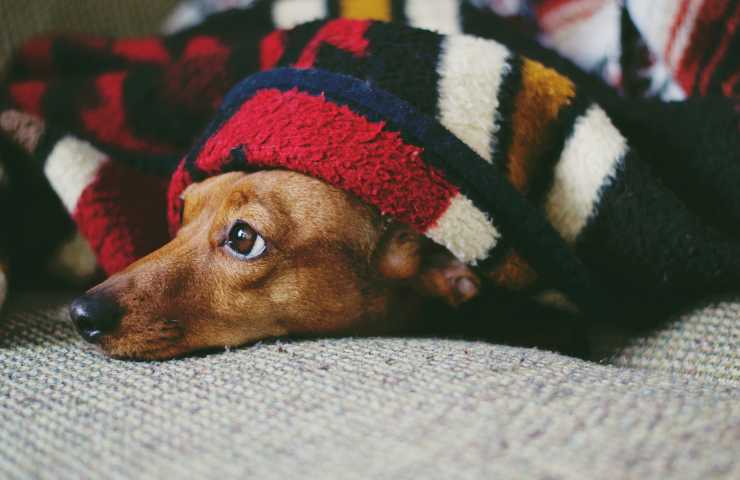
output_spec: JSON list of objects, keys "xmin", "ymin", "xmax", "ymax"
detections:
[{"xmin": 1, "ymin": 4, "xmax": 739, "ymax": 320}]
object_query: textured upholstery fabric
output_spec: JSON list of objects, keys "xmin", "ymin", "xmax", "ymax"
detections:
[
  {"xmin": 1, "ymin": 294, "xmax": 739, "ymax": 480},
  {"xmin": 0, "ymin": 0, "xmax": 178, "ymax": 69},
  {"xmin": 609, "ymin": 297, "xmax": 740, "ymax": 385}
]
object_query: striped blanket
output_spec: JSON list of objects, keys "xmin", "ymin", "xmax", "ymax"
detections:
[
  {"xmin": 164, "ymin": 0, "xmax": 740, "ymax": 101},
  {"xmin": 0, "ymin": 2, "xmax": 739, "ymax": 321}
]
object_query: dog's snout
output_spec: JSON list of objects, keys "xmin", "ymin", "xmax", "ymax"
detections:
[{"xmin": 69, "ymin": 294, "xmax": 122, "ymax": 343}]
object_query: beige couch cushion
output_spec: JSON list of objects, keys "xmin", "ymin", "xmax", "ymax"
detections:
[
  {"xmin": 609, "ymin": 297, "xmax": 740, "ymax": 385},
  {"xmin": 1, "ymin": 294, "xmax": 738, "ymax": 479}
]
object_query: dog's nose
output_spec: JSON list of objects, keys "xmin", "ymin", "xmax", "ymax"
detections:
[{"xmin": 69, "ymin": 294, "xmax": 122, "ymax": 343}]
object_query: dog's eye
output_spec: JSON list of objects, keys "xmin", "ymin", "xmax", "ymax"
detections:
[{"xmin": 225, "ymin": 221, "xmax": 266, "ymax": 260}]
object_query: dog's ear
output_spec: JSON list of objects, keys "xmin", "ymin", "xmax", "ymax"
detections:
[{"xmin": 375, "ymin": 223, "xmax": 480, "ymax": 306}]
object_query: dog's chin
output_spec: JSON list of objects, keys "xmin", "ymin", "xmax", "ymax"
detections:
[
  {"xmin": 96, "ymin": 331, "xmax": 192, "ymax": 360},
  {"xmin": 97, "ymin": 333, "xmax": 251, "ymax": 360},
  {"xmin": 90, "ymin": 316, "xmax": 195, "ymax": 360},
  {"xmin": 100, "ymin": 340, "xmax": 193, "ymax": 361}
]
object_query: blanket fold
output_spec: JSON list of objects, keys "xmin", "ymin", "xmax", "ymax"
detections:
[{"xmin": 1, "ymin": 2, "xmax": 739, "ymax": 320}]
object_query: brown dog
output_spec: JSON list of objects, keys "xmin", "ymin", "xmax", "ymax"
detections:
[{"xmin": 69, "ymin": 170, "xmax": 482, "ymax": 359}]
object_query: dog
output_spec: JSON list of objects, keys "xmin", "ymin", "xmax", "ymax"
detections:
[{"xmin": 66, "ymin": 170, "xmax": 484, "ymax": 359}]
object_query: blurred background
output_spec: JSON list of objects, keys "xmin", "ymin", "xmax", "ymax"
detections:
[{"xmin": 0, "ymin": 0, "xmax": 178, "ymax": 68}]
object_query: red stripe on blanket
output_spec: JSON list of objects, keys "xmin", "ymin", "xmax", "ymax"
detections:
[
  {"xmin": 189, "ymin": 88, "xmax": 457, "ymax": 232},
  {"xmin": 74, "ymin": 161, "xmax": 170, "ymax": 275},
  {"xmin": 294, "ymin": 19, "xmax": 371, "ymax": 68},
  {"xmin": 723, "ymin": 71, "xmax": 740, "ymax": 98},
  {"xmin": 665, "ymin": 0, "xmax": 693, "ymax": 62},
  {"xmin": 536, "ymin": 0, "xmax": 606, "ymax": 32},
  {"xmin": 18, "ymin": 36, "xmax": 53, "ymax": 73},
  {"xmin": 81, "ymin": 72, "xmax": 177, "ymax": 155},
  {"xmin": 113, "ymin": 38, "xmax": 171, "ymax": 63},
  {"xmin": 9, "ymin": 81, "xmax": 47, "ymax": 116},
  {"xmin": 535, "ymin": 0, "xmax": 580, "ymax": 19},
  {"xmin": 183, "ymin": 36, "xmax": 230, "ymax": 59},
  {"xmin": 676, "ymin": 0, "xmax": 732, "ymax": 94},
  {"xmin": 260, "ymin": 30, "xmax": 286, "ymax": 70},
  {"xmin": 698, "ymin": 1, "xmax": 740, "ymax": 95}
]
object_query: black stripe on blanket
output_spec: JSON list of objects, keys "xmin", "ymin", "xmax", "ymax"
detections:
[
  {"xmin": 391, "ymin": 0, "xmax": 408, "ymax": 24},
  {"xmin": 280, "ymin": 21, "xmax": 326, "ymax": 66},
  {"xmin": 576, "ymin": 146, "xmax": 740, "ymax": 315},
  {"xmin": 365, "ymin": 22, "xmax": 443, "ymax": 117},
  {"xmin": 490, "ymin": 56, "xmax": 523, "ymax": 172},
  {"xmin": 327, "ymin": 0, "xmax": 341, "ymax": 18},
  {"xmin": 527, "ymin": 96, "xmax": 591, "ymax": 205}
]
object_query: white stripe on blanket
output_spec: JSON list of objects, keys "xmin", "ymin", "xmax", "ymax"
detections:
[
  {"xmin": 543, "ymin": 0, "xmax": 621, "ymax": 78},
  {"xmin": 545, "ymin": 104, "xmax": 626, "ymax": 244},
  {"xmin": 406, "ymin": 0, "xmax": 462, "ymax": 34},
  {"xmin": 437, "ymin": 35, "xmax": 510, "ymax": 163},
  {"xmin": 273, "ymin": 0, "xmax": 327, "ymax": 29},
  {"xmin": 426, "ymin": 192, "xmax": 500, "ymax": 264},
  {"xmin": 44, "ymin": 136, "xmax": 107, "ymax": 213}
]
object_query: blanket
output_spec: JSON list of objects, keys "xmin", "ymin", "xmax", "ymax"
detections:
[
  {"xmin": 0, "ymin": 1, "xmax": 739, "ymax": 323},
  {"xmin": 163, "ymin": 0, "xmax": 740, "ymax": 101}
]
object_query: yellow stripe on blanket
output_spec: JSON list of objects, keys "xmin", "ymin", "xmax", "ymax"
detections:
[
  {"xmin": 340, "ymin": 0, "xmax": 391, "ymax": 21},
  {"xmin": 508, "ymin": 59, "xmax": 575, "ymax": 194}
]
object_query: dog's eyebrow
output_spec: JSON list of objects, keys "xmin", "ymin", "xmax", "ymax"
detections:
[
  {"xmin": 223, "ymin": 191, "xmax": 292, "ymax": 246},
  {"xmin": 261, "ymin": 190, "xmax": 292, "ymax": 225}
]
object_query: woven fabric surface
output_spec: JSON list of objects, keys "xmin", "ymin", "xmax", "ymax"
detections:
[
  {"xmin": 1, "ymin": 294, "xmax": 738, "ymax": 480},
  {"xmin": 0, "ymin": 0, "xmax": 178, "ymax": 69},
  {"xmin": 608, "ymin": 296, "xmax": 740, "ymax": 385}
]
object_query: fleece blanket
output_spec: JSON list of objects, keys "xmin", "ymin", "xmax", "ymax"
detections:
[
  {"xmin": 163, "ymin": 0, "xmax": 740, "ymax": 101},
  {"xmin": 470, "ymin": 0, "xmax": 740, "ymax": 101},
  {"xmin": 0, "ymin": 2, "xmax": 739, "ymax": 322}
]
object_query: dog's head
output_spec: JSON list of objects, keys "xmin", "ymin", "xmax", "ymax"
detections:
[{"xmin": 69, "ymin": 170, "xmax": 481, "ymax": 359}]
